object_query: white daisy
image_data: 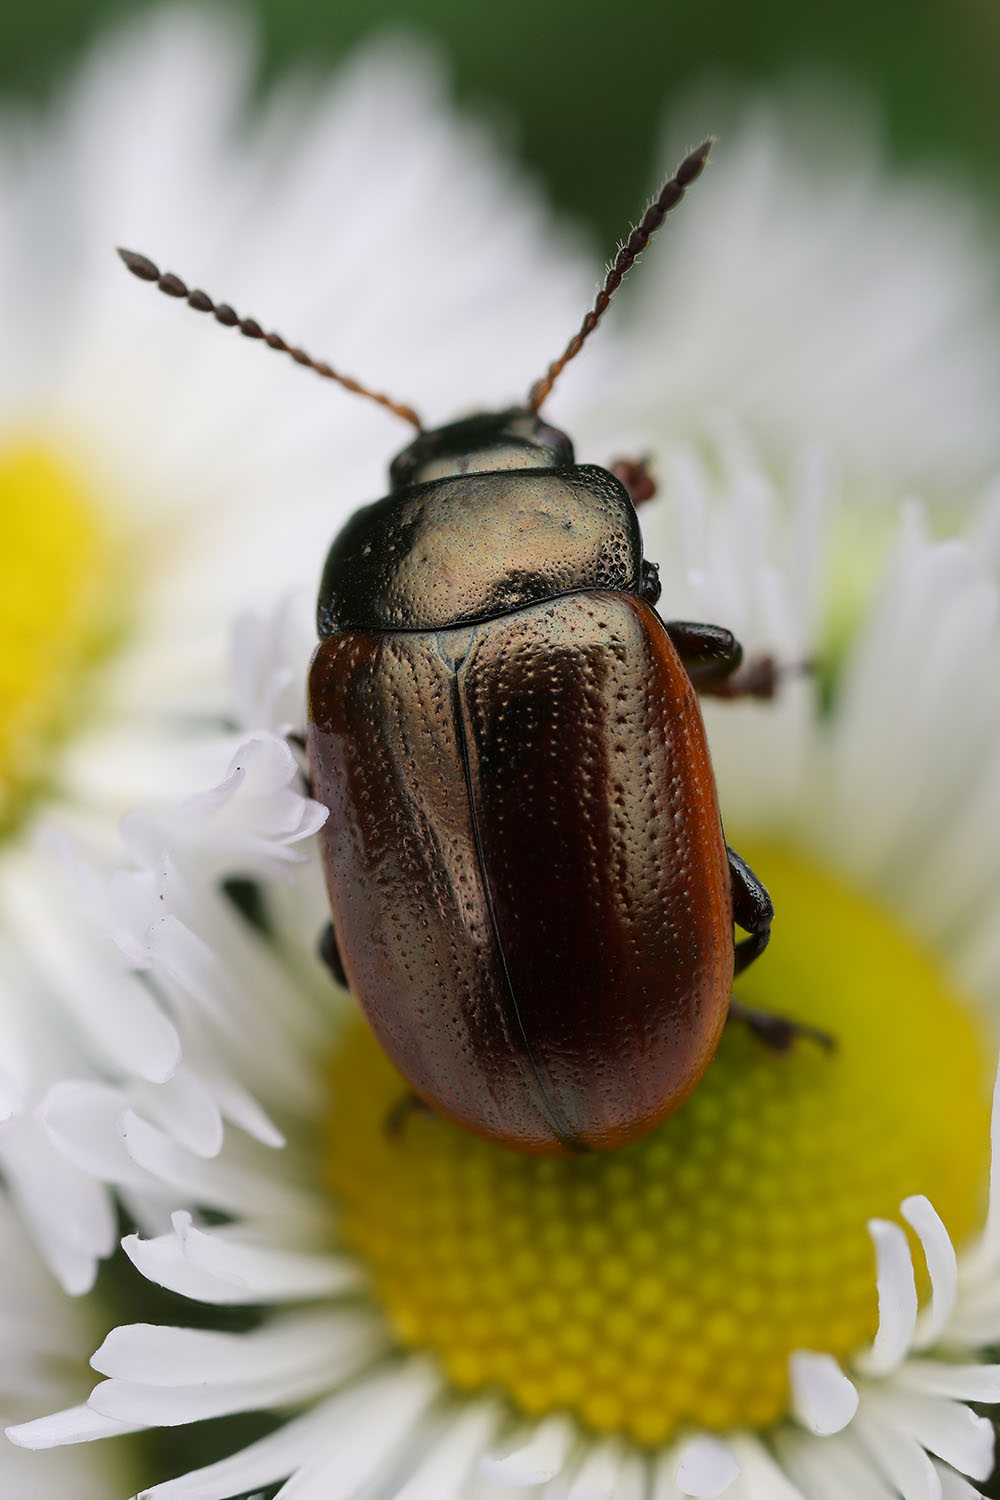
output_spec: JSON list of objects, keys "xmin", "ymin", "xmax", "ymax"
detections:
[
  {"xmin": 8, "ymin": 440, "xmax": 1000, "ymax": 1499},
  {"xmin": 0, "ymin": 3, "xmax": 595, "ymax": 1293}
]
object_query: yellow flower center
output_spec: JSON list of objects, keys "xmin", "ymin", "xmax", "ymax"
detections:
[
  {"xmin": 326, "ymin": 843, "xmax": 992, "ymax": 1445},
  {"xmin": 0, "ymin": 445, "xmax": 121, "ymax": 834}
]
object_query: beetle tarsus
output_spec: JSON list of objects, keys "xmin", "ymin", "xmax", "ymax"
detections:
[
  {"xmin": 318, "ymin": 922, "xmax": 348, "ymax": 990},
  {"xmin": 729, "ymin": 999, "xmax": 835, "ymax": 1054},
  {"xmin": 666, "ymin": 622, "xmax": 812, "ymax": 701},
  {"xmin": 728, "ymin": 845, "xmax": 773, "ymax": 975},
  {"xmin": 385, "ymin": 1091, "xmax": 434, "ymax": 1140},
  {"xmin": 611, "ymin": 456, "xmax": 657, "ymax": 506}
]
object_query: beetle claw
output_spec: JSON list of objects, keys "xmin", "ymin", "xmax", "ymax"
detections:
[{"xmin": 728, "ymin": 999, "xmax": 835, "ymax": 1054}]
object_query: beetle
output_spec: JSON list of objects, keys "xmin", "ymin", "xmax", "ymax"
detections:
[{"xmin": 120, "ymin": 140, "xmax": 823, "ymax": 1157}]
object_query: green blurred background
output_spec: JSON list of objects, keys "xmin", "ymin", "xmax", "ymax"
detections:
[{"xmin": 2, "ymin": 0, "xmax": 999, "ymax": 240}]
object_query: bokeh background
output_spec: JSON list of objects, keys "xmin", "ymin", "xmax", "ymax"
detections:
[
  {"xmin": 2, "ymin": 0, "xmax": 999, "ymax": 243},
  {"xmin": 4, "ymin": 3, "xmax": 1000, "ymax": 1495}
]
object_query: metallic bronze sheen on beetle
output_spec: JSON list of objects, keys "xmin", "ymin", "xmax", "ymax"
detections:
[{"xmin": 307, "ymin": 410, "xmax": 746, "ymax": 1155}]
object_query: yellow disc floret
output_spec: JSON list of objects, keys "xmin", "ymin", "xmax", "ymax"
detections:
[
  {"xmin": 327, "ymin": 844, "xmax": 993, "ymax": 1444},
  {"xmin": 0, "ymin": 445, "xmax": 121, "ymax": 833}
]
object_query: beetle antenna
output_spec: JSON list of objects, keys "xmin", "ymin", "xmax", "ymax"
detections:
[
  {"xmin": 116, "ymin": 248, "xmax": 424, "ymax": 432},
  {"xmin": 527, "ymin": 140, "xmax": 712, "ymax": 413}
]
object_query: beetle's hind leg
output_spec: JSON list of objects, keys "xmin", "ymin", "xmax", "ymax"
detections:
[
  {"xmin": 728, "ymin": 846, "xmax": 835, "ymax": 1052},
  {"xmin": 728, "ymin": 999, "xmax": 835, "ymax": 1054},
  {"xmin": 318, "ymin": 922, "xmax": 349, "ymax": 990}
]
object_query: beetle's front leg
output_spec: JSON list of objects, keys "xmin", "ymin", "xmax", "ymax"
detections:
[
  {"xmin": 610, "ymin": 455, "xmax": 656, "ymax": 506},
  {"xmin": 665, "ymin": 621, "xmax": 779, "ymax": 700}
]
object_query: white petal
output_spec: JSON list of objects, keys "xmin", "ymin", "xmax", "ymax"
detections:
[
  {"xmin": 723, "ymin": 1435, "xmax": 804, "ymax": 1499},
  {"xmin": 674, "ymin": 1435, "xmax": 740, "ymax": 1498},
  {"xmin": 481, "ymin": 1413, "xmax": 575, "ymax": 1486},
  {"xmin": 863, "ymin": 1389, "xmax": 994, "ymax": 1482},
  {"xmin": 650, "ymin": 1449, "xmax": 686, "ymax": 1500},
  {"xmin": 391, "ymin": 1399, "xmax": 501, "ymax": 1500},
  {"xmin": 902, "ymin": 1197, "xmax": 959, "ymax": 1350},
  {"xmin": 3, "ymin": 1122, "xmax": 116, "ymax": 1293},
  {"xmin": 958, "ymin": 1057, "xmax": 1000, "ymax": 1279},
  {"xmin": 123, "ymin": 1211, "xmax": 360, "ymax": 1303},
  {"xmin": 131, "ymin": 1067, "xmax": 225, "ymax": 1158},
  {"xmin": 610, "ymin": 1454, "xmax": 647, "ymax": 1500},
  {"xmin": 40, "ymin": 1080, "xmax": 155, "ymax": 1188},
  {"xmin": 0, "ymin": 1066, "xmax": 24, "ymax": 1131},
  {"xmin": 562, "ymin": 1441, "xmax": 627, "ymax": 1500},
  {"xmin": 896, "ymin": 1361, "xmax": 1000, "ymax": 1403},
  {"xmin": 775, "ymin": 1428, "xmax": 896, "ymax": 1500},
  {"xmin": 6, "ymin": 1403, "xmax": 144, "ymax": 1448},
  {"xmin": 138, "ymin": 1362, "xmax": 438, "ymax": 1500},
  {"xmin": 859, "ymin": 1218, "xmax": 918, "ymax": 1376},
  {"xmin": 119, "ymin": 1110, "xmax": 310, "ymax": 1218},
  {"xmin": 854, "ymin": 1409, "xmax": 942, "ymax": 1500},
  {"xmin": 90, "ymin": 1310, "xmax": 358, "ymax": 1386},
  {"xmin": 788, "ymin": 1349, "xmax": 859, "ymax": 1435},
  {"xmin": 934, "ymin": 1461, "xmax": 984, "ymax": 1499}
]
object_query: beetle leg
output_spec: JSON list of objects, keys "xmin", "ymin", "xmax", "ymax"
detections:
[
  {"xmin": 667, "ymin": 621, "xmax": 810, "ymax": 700},
  {"xmin": 728, "ymin": 999, "xmax": 835, "ymax": 1053},
  {"xmin": 610, "ymin": 455, "xmax": 656, "ymax": 505},
  {"xmin": 666, "ymin": 620, "xmax": 744, "ymax": 687},
  {"xmin": 727, "ymin": 848, "xmax": 835, "ymax": 1051},
  {"xmin": 385, "ymin": 1091, "xmax": 434, "ymax": 1139},
  {"xmin": 728, "ymin": 845, "xmax": 773, "ymax": 976},
  {"xmin": 318, "ymin": 922, "xmax": 349, "ymax": 990}
]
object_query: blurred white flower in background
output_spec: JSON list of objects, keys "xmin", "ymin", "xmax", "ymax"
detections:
[{"xmin": 570, "ymin": 82, "xmax": 1000, "ymax": 508}]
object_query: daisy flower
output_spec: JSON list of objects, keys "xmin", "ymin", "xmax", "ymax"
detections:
[
  {"xmin": 4, "ymin": 6, "xmax": 1000, "ymax": 1494},
  {"xmin": 0, "ymin": 3, "xmax": 595, "ymax": 1292},
  {"xmin": 8, "ymin": 438, "xmax": 1000, "ymax": 1499}
]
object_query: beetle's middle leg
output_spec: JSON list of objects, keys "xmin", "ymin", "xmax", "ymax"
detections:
[
  {"xmin": 318, "ymin": 922, "xmax": 349, "ymax": 990},
  {"xmin": 665, "ymin": 621, "xmax": 780, "ymax": 700},
  {"xmin": 728, "ymin": 845, "xmax": 773, "ymax": 976},
  {"xmin": 727, "ymin": 846, "xmax": 834, "ymax": 1052}
]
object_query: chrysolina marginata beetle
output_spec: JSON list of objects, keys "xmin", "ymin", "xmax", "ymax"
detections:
[{"xmin": 120, "ymin": 141, "xmax": 823, "ymax": 1157}]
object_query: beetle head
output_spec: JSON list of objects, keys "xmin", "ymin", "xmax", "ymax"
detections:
[{"xmin": 388, "ymin": 408, "xmax": 574, "ymax": 491}]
